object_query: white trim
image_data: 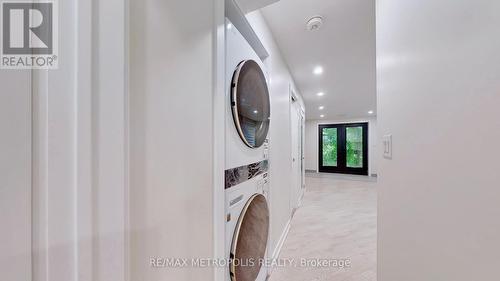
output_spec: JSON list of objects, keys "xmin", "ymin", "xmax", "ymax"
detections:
[
  {"xmin": 75, "ymin": 0, "xmax": 93, "ymax": 279},
  {"xmin": 213, "ymin": 0, "xmax": 226, "ymax": 281},
  {"xmin": 297, "ymin": 189, "xmax": 305, "ymax": 208},
  {"xmin": 92, "ymin": 0, "xmax": 128, "ymax": 279},
  {"xmin": 267, "ymin": 216, "xmax": 292, "ymax": 278},
  {"xmin": 32, "ymin": 0, "xmax": 79, "ymax": 279},
  {"xmin": 123, "ymin": 0, "xmax": 131, "ymax": 280},
  {"xmin": 31, "ymin": 63, "xmax": 49, "ymax": 281},
  {"xmin": 288, "ymin": 84, "xmax": 294, "ymax": 211},
  {"xmin": 289, "ymin": 85, "xmax": 303, "ymax": 209},
  {"xmin": 27, "ymin": 1, "xmax": 129, "ymax": 280}
]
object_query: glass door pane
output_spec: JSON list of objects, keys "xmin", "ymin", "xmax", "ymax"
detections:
[
  {"xmin": 322, "ymin": 128, "xmax": 338, "ymax": 167},
  {"xmin": 319, "ymin": 123, "xmax": 367, "ymax": 175},
  {"xmin": 346, "ymin": 126, "xmax": 363, "ymax": 168}
]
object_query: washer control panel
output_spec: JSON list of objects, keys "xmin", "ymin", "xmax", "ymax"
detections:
[{"xmin": 258, "ymin": 173, "xmax": 269, "ymax": 196}]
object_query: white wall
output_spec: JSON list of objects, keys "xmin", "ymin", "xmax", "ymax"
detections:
[
  {"xmin": 128, "ymin": 0, "xmax": 220, "ymax": 280},
  {"xmin": 305, "ymin": 117, "xmax": 378, "ymax": 175},
  {"xmin": 377, "ymin": 1, "xmax": 500, "ymax": 280},
  {"xmin": 246, "ymin": 11, "xmax": 305, "ymax": 258},
  {"xmin": 0, "ymin": 71, "xmax": 32, "ymax": 281}
]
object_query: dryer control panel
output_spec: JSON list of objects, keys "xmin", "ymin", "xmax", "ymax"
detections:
[{"xmin": 263, "ymin": 139, "xmax": 269, "ymax": 159}]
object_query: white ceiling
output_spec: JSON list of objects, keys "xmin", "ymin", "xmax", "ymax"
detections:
[{"xmin": 260, "ymin": 0, "xmax": 376, "ymax": 120}]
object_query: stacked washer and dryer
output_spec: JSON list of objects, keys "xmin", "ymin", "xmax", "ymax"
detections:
[{"xmin": 224, "ymin": 19, "xmax": 271, "ymax": 281}]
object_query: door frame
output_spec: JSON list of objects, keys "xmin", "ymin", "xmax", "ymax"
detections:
[
  {"xmin": 318, "ymin": 122, "xmax": 369, "ymax": 175},
  {"xmin": 289, "ymin": 89, "xmax": 305, "ymax": 209}
]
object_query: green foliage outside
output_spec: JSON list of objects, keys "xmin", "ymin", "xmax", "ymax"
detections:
[
  {"xmin": 322, "ymin": 128, "xmax": 337, "ymax": 166},
  {"xmin": 346, "ymin": 127, "xmax": 363, "ymax": 168}
]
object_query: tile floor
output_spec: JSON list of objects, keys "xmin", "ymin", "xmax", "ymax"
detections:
[{"xmin": 269, "ymin": 173, "xmax": 377, "ymax": 281}]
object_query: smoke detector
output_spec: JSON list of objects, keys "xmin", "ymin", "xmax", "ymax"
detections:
[{"xmin": 306, "ymin": 16, "xmax": 323, "ymax": 31}]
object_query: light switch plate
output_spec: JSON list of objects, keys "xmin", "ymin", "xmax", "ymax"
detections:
[{"xmin": 383, "ymin": 134, "xmax": 392, "ymax": 159}]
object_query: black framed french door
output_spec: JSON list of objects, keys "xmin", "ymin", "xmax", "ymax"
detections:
[{"xmin": 318, "ymin": 123, "xmax": 368, "ymax": 175}]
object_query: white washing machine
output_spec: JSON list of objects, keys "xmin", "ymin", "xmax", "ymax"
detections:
[
  {"xmin": 224, "ymin": 19, "xmax": 271, "ymax": 281},
  {"xmin": 225, "ymin": 173, "xmax": 269, "ymax": 281}
]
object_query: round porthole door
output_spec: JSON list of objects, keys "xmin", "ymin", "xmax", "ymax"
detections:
[
  {"xmin": 231, "ymin": 60, "xmax": 270, "ymax": 148},
  {"xmin": 230, "ymin": 194, "xmax": 269, "ymax": 281}
]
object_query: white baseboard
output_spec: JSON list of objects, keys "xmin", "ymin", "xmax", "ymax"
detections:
[
  {"xmin": 267, "ymin": 218, "xmax": 291, "ymax": 278},
  {"xmin": 297, "ymin": 188, "xmax": 305, "ymax": 208},
  {"xmin": 265, "ymin": 191, "xmax": 305, "ymax": 280}
]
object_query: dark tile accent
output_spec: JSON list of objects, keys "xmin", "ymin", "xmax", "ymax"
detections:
[{"xmin": 225, "ymin": 160, "xmax": 269, "ymax": 189}]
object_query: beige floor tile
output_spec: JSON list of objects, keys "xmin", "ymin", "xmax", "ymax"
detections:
[{"xmin": 269, "ymin": 173, "xmax": 377, "ymax": 281}]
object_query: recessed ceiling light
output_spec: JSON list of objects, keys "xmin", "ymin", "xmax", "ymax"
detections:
[
  {"xmin": 320, "ymin": 114, "xmax": 325, "ymax": 118},
  {"xmin": 316, "ymin": 92, "xmax": 325, "ymax": 97},
  {"xmin": 313, "ymin": 66, "xmax": 324, "ymax": 75},
  {"xmin": 226, "ymin": 23, "xmax": 233, "ymax": 30},
  {"xmin": 368, "ymin": 110, "xmax": 374, "ymax": 114},
  {"xmin": 318, "ymin": 106, "xmax": 324, "ymax": 110},
  {"xmin": 253, "ymin": 110, "xmax": 258, "ymax": 114}
]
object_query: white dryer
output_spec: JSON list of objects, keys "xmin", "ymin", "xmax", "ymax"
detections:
[
  {"xmin": 225, "ymin": 19, "xmax": 270, "ymax": 170},
  {"xmin": 224, "ymin": 19, "xmax": 271, "ymax": 281}
]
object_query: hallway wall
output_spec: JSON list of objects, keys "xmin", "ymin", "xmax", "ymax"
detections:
[
  {"xmin": 246, "ymin": 10, "xmax": 305, "ymax": 259},
  {"xmin": 377, "ymin": 1, "xmax": 500, "ymax": 280},
  {"xmin": 129, "ymin": 0, "xmax": 218, "ymax": 280},
  {"xmin": 305, "ymin": 117, "xmax": 378, "ymax": 176}
]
